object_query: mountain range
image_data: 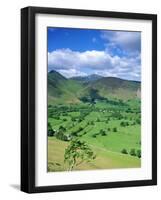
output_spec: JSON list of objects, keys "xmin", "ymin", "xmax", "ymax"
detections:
[
  {"xmin": 48, "ymin": 70, "xmax": 141, "ymax": 104},
  {"xmin": 70, "ymin": 74, "xmax": 102, "ymax": 83}
]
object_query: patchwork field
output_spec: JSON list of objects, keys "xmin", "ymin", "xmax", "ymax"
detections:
[{"xmin": 48, "ymin": 99, "xmax": 141, "ymax": 172}]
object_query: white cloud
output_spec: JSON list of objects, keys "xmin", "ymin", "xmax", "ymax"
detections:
[
  {"xmin": 48, "ymin": 48, "xmax": 140, "ymax": 81},
  {"xmin": 48, "ymin": 49, "xmax": 119, "ymax": 70},
  {"xmin": 101, "ymin": 31, "xmax": 141, "ymax": 53}
]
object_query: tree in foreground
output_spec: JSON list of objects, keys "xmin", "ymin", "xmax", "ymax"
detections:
[{"xmin": 64, "ymin": 139, "xmax": 96, "ymax": 171}]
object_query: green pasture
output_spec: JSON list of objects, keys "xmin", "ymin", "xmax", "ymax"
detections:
[
  {"xmin": 48, "ymin": 137, "xmax": 141, "ymax": 172},
  {"xmin": 48, "ymin": 99, "xmax": 141, "ymax": 171}
]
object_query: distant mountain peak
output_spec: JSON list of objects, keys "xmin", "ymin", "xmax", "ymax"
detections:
[
  {"xmin": 49, "ymin": 70, "xmax": 60, "ymax": 75},
  {"xmin": 48, "ymin": 70, "xmax": 141, "ymax": 103},
  {"xmin": 70, "ymin": 74, "xmax": 102, "ymax": 83},
  {"xmin": 48, "ymin": 70, "xmax": 67, "ymax": 80},
  {"xmin": 88, "ymin": 74, "xmax": 102, "ymax": 77}
]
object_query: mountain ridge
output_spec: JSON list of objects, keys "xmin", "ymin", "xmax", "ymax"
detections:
[
  {"xmin": 70, "ymin": 74, "xmax": 102, "ymax": 83},
  {"xmin": 48, "ymin": 70, "xmax": 141, "ymax": 104}
]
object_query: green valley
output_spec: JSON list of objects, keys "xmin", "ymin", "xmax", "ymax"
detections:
[{"xmin": 47, "ymin": 70, "xmax": 141, "ymax": 172}]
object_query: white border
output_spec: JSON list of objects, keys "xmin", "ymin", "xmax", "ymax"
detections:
[{"xmin": 35, "ymin": 14, "xmax": 152, "ymax": 186}]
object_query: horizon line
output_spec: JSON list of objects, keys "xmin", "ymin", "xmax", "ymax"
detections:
[{"xmin": 48, "ymin": 70, "xmax": 141, "ymax": 83}]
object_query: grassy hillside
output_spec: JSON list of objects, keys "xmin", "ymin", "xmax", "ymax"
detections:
[
  {"xmin": 48, "ymin": 137, "xmax": 140, "ymax": 172},
  {"xmin": 48, "ymin": 70, "xmax": 83, "ymax": 104},
  {"xmin": 89, "ymin": 77, "xmax": 140, "ymax": 100},
  {"xmin": 48, "ymin": 71, "xmax": 141, "ymax": 104},
  {"xmin": 47, "ymin": 70, "xmax": 141, "ymax": 172}
]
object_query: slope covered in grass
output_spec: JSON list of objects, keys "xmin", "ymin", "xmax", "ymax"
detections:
[{"xmin": 48, "ymin": 137, "xmax": 141, "ymax": 172}]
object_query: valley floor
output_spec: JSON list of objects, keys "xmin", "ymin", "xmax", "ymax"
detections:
[{"xmin": 48, "ymin": 100, "xmax": 141, "ymax": 172}]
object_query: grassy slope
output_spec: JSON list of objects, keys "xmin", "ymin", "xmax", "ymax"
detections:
[
  {"xmin": 48, "ymin": 137, "xmax": 140, "ymax": 172},
  {"xmin": 89, "ymin": 77, "xmax": 141, "ymax": 100},
  {"xmin": 47, "ymin": 71, "xmax": 141, "ymax": 171},
  {"xmin": 48, "ymin": 71, "xmax": 141, "ymax": 104},
  {"xmin": 48, "ymin": 72, "xmax": 82, "ymax": 104}
]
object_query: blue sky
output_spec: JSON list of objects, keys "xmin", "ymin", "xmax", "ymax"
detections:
[{"xmin": 48, "ymin": 27, "xmax": 141, "ymax": 81}]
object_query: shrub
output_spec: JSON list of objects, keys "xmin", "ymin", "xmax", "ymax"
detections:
[
  {"xmin": 48, "ymin": 122, "xmax": 55, "ymax": 136},
  {"xmin": 82, "ymin": 131, "xmax": 87, "ymax": 135},
  {"xmin": 100, "ymin": 129, "xmax": 106, "ymax": 136},
  {"xmin": 78, "ymin": 119, "xmax": 82, "ymax": 122},
  {"xmin": 71, "ymin": 132, "xmax": 77, "ymax": 137},
  {"xmin": 97, "ymin": 118, "xmax": 100, "ymax": 122},
  {"xmin": 120, "ymin": 121, "xmax": 125, "ymax": 127},
  {"xmin": 55, "ymin": 131, "xmax": 68, "ymax": 141},
  {"xmin": 71, "ymin": 117, "xmax": 76, "ymax": 121},
  {"xmin": 78, "ymin": 127, "xmax": 83, "ymax": 132},
  {"xmin": 136, "ymin": 118, "xmax": 141, "ymax": 124},
  {"xmin": 130, "ymin": 148, "xmax": 136, "ymax": 156},
  {"xmin": 136, "ymin": 149, "xmax": 141, "ymax": 158},
  {"xmin": 121, "ymin": 148, "xmax": 128, "ymax": 154},
  {"xmin": 92, "ymin": 133, "xmax": 98, "ymax": 138},
  {"xmin": 48, "ymin": 130, "xmax": 54, "ymax": 137},
  {"xmin": 54, "ymin": 116, "xmax": 60, "ymax": 120},
  {"xmin": 59, "ymin": 126, "xmax": 66, "ymax": 132},
  {"xmin": 120, "ymin": 121, "xmax": 129, "ymax": 127},
  {"xmin": 113, "ymin": 127, "xmax": 117, "ymax": 132},
  {"xmin": 126, "ymin": 122, "xmax": 129, "ymax": 126}
]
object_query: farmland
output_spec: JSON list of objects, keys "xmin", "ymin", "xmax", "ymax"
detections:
[
  {"xmin": 47, "ymin": 27, "xmax": 141, "ymax": 172},
  {"xmin": 48, "ymin": 97, "xmax": 141, "ymax": 172}
]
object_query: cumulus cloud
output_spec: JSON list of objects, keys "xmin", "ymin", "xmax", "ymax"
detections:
[
  {"xmin": 101, "ymin": 30, "xmax": 141, "ymax": 54},
  {"xmin": 48, "ymin": 48, "xmax": 141, "ymax": 81},
  {"xmin": 48, "ymin": 49, "xmax": 118, "ymax": 71}
]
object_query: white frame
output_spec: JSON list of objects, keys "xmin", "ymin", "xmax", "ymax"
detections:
[{"xmin": 35, "ymin": 13, "xmax": 152, "ymax": 187}]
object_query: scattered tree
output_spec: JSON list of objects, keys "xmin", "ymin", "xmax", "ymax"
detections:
[
  {"xmin": 121, "ymin": 148, "xmax": 128, "ymax": 154},
  {"xmin": 113, "ymin": 127, "xmax": 117, "ymax": 132},
  {"xmin": 91, "ymin": 121, "xmax": 94, "ymax": 125},
  {"xmin": 100, "ymin": 129, "xmax": 106, "ymax": 136},
  {"xmin": 54, "ymin": 116, "xmax": 60, "ymax": 120},
  {"xmin": 136, "ymin": 149, "xmax": 141, "ymax": 158},
  {"xmin": 120, "ymin": 121, "xmax": 129, "ymax": 127},
  {"xmin": 130, "ymin": 148, "xmax": 136, "ymax": 156},
  {"xmin": 48, "ymin": 122, "xmax": 55, "ymax": 136},
  {"xmin": 136, "ymin": 118, "xmax": 141, "ymax": 124},
  {"xmin": 96, "ymin": 118, "xmax": 100, "ymax": 122},
  {"xmin": 92, "ymin": 134, "xmax": 97, "ymax": 138},
  {"xmin": 59, "ymin": 125, "xmax": 66, "ymax": 132}
]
